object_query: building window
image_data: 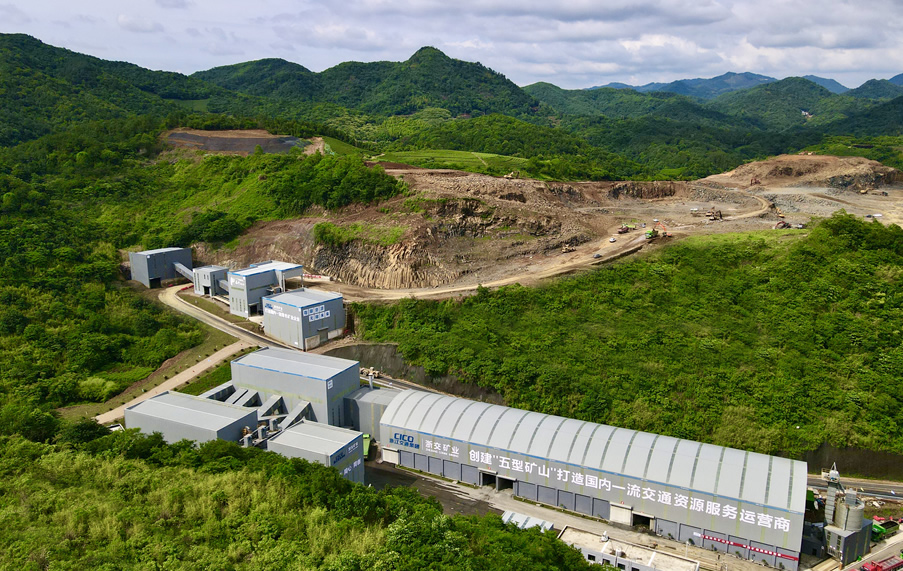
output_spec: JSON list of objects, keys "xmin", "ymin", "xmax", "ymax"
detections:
[{"xmin": 587, "ymin": 554, "xmax": 595, "ymax": 561}]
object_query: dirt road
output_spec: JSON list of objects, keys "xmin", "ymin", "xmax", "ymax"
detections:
[{"xmin": 308, "ymin": 233, "xmax": 649, "ymax": 302}]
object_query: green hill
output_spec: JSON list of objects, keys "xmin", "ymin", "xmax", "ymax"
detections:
[
  {"xmin": 706, "ymin": 77, "xmax": 859, "ymax": 130},
  {"xmin": 190, "ymin": 57, "xmax": 320, "ymax": 100},
  {"xmin": 802, "ymin": 75, "xmax": 849, "ymax": 94},
  {"xmin": 0, "ymin": 33, "xmax": 232, "ymax": 146},
  {"xmin": 818, "ymin": 95, "xmax": 903, "ymax": 136},
  {"xmin": 524, "ymin": 82, "xmax": 740, "ymax": 126},
  {"xmin": 194, "ymin": 47, "xmax": 540, "ymax": 117},
  {"xmin": 847, "ymin": 79, "xmax": 903, "ymax": 100}
]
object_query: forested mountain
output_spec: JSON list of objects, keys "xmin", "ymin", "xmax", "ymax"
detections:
[
  {"xmin": 195, "ymin": 47, "xmax": 540, "ymax": 117},
  {"xmin": 0, "ymin": 34, "xmax": 233, "ymax": 146},
  {"xmin": 524, "ymin": 83, "xmax": 744, "ymax": 126},
  {"xmin": 706, "ymin": 77, "xmax": 866, "ymax": 130},
  {"xmin": 591, "ymin": 71, "xmax": 776, "ymax": 99},
  {"xmin": 846, "ymin": 79, "xmax": 903, "ymax": 100},
  {"xmin": 802, "ymin": 75, "xmax": 849, "ymax": 94}
]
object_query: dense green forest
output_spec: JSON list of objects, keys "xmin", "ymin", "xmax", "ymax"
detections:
[
  {"xmin": 0, "ymin": 432, "xmax": 592, "ymax": 569},
  {"xmin": 355, "ymin": 214, "xmax": 903, "ymax": 457}
]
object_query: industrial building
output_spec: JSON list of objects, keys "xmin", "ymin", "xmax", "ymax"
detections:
[
  {"xmin": 228, "ymin": 261, "xmax": 304, "ymax": 317},
  {"xmin": 120, "ymin": 335, "xmax": 861, "ymax": 570},
  {"xmin": 126, "ymin": 349, "xmax": 365, "ymax": 482},
  {"xmin": 268, "ymin": 421, "xmax": 364, "ymax": 483},
  {"xmin": 262, "ymin": 289, "xmax": 346, "ymax": 350},
  {"xmin": 378, "ymin": 389, "xmax": 808, "ymax": 569},
  {"xmin": 345, "ymin": 386, "xmax": 401, "ymax": 437},
  {"xmin": 821, "ymin": 466, "xmax": 872, "ymax": 566},
  {"xmin": 230, "ymin": 347, "xmax": 359, "ymax": 427},
  {"xmin": 129, "ymin": 249, "xmax": 348, "ymax": 352},
  {"xmin": 124, "ymin": 391, "xmax": 257, "ymax": 444},
  {"xmin": 193, "ymin": 265, "xmax": 228, "ymax": 297},
  {"xmin": 129, "ymin": 247, "xmax": 193, "ymax": 288}
]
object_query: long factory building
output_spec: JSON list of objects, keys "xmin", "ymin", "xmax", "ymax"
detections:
[{"xmin": 378, "ymin": 389, "xmax": 807, "ymax": 569}]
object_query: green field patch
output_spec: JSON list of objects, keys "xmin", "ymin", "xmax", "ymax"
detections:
[
  {"xmin": 314, "ymin": 221, "xmax": 407, "ymax": 247},
  {"xmin": 167, "ymin": 98, "xmax": 210, "ymax": 112},
  {"xmin": 321, "ymin": 136, "xmax": 364, "ymax": 156},
  {"xmin": 376, "ymin": 149, "xmax": 528, "ymax": 174}
]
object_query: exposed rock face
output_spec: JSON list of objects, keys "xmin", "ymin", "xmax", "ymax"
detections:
[
  {"xmin": 828, "ymin": 170, "xmax": 897, "ymax": 190},
  {"xmin": 313, "ymin": 241, "xmax": 457, "ymax": 289},
  {"xmin": 607, "ymin": 181, "xmax": 681, "ymax": 199}
]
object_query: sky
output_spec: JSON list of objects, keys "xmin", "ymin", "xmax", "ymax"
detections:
[{"xmin": 2, "ymin": 0, "xmax": 902, "ymax": 90}]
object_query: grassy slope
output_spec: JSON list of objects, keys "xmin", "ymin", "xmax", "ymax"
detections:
[{"xmin": 376, "ymin": 149, "xmax": 527, "ymax": 172}]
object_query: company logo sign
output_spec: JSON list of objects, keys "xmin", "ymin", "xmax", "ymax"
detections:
[{"xmin": 390, "ymin": 432, "xmax": 419, "ymax": 449}]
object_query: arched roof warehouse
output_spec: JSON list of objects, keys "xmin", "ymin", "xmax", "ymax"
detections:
[{"xmin": 380, "ymin": 389, "xmax": 807, "ymax": 514}]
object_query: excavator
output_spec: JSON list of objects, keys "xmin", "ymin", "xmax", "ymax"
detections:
[
  {"xmin": 705, "ymin": 208, "xmax": 723, "ymax": 220},
  {"xmin": 644, "ymin": 221, "xmax": 673, "ymax": 240}
]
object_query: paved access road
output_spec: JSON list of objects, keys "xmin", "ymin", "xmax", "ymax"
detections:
[
  {"xmin": 94, "ymin": 340, "xmax": 253, "ymax": 424},
  {"xmin": 807, "ymin": 474, "xmax": 903, "ymax": 499}
]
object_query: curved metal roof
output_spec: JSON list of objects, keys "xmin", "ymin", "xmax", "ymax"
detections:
[{"xmin": 380, "ymin": 390, "xmax": 807, "ymax": 513}]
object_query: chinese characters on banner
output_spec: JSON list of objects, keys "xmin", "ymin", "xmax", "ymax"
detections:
[
  {"xmin": 423, "ymin": 439, "xmax": 460, "ymax": 459},
  {"xmin": 456, "ymin": 447, "xmax": 791, "ymax": 533}
]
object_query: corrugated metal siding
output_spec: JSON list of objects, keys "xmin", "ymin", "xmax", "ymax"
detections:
[{"xmin": 380, "ymin": 389, "xmax": 806, "ymax": 511}]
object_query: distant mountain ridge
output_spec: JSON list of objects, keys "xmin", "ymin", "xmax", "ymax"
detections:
[
  {"xmin": 801, "ymin": 75, "xmax": 849, "ymax": 94},
  {"xmin": 193, "ymin": 47, "xmax": 539, "ymax": 117},
  {"xmin": 590, "ymin": 72, "xmax": 776, "ymax": 99}
]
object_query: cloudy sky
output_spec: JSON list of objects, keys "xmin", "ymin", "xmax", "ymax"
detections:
[{"xmin": 2, "ymin": 0, "xmax": 901, "ymax": 89}]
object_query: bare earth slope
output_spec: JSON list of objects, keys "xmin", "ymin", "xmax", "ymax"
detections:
[{"xmin": 184, "ymin": 143, "xmax": 899, "ymax": 300}]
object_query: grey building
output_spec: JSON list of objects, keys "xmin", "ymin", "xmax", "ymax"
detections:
[
  {"xmin": 379, "ymin": 390, "xmax": 807, "ymax": 570},
  {"xmin": 267, "ymin": 420, "xmax": 365, "ymax": 483},
  {"xmin": 231, "ymin": 347, "xmax": 359, "ymax": 427},
  {"xmin": 193, "ymin": 265, "xmax": 228, "ymax": 297},
  {"xmin": 124, "ymin": 391, "xmax": 257, "ymax": 444},
  {"xmin": 129, "ymin": 247, "xmax": 193, "ymax": 288},
  {"xmin": 559, "ymin": 526, "xmax": 700, "ymax": 571},
  {"xmin": 345, "ymin": 387, "xmax": 401, "ymax": 437},
  {"xmin": 262, "ymin": 289, "xmax": 346, "ymax": 350},
  {"xmin": 228, "ymin": 261, "xmax": 304, "ymax": 318}
]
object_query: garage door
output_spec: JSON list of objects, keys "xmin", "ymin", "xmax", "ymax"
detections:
[
  {"xmin": 443, "ymin": 460, "xmax": 462, "ymax": 481},
  {"xmin": 575, "ymin": 494, "xmax": 592, "ymax": 515},
  {"xmin": 558, "ymin": 490, "xmax": 575, "ymax": 511},
  {"xmin": 461, "ymin": 464, "xmax": 479, "ymax": 485},
  {"xmin": 538, "ymin": 485, "xmax": 557, "ymax": 506},
  {"xmin": 515, "ymin": 481, "xmax": 537, "ymax": 501},
  {"xmin": 415, "ymin": 453, "xmax": 429, "ymax": 472},
  {"xmin": 428, "ymin": 456, "xmax": 443, "ymax": 475},
  {"xmin": 593, "ymin": 498, "xmax": 610, "ymax": 519},
  {"xmin": 400, "ymin": 450, "xmax": 414, "ymax": 468}
]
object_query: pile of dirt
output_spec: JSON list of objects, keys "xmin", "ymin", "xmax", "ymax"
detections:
[{"xmin": 705, "ymin": 154, "xmax": 899, "ymax": 191}]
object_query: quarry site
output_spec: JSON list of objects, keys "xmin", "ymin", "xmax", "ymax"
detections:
[{"xmin": 177, "ymin": 131, "xmax": 901, "ymax": 301}]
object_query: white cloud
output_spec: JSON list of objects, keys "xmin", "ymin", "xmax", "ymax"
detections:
[
  {"xmin": 117, "ymin": 14, "xmax": 164, "ymax": 34},
  {"xmin": 0, "ymin": 4, "xmax": 31, "ymax": 25},
  {"xmin": 156, "ymin": 0, "xmax": 191, "ymax": 8}
]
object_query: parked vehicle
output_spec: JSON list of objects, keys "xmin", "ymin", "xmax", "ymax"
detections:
[{"xmin": 861, "ymin": 555, "xmax": 903, "ymax": 571}]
